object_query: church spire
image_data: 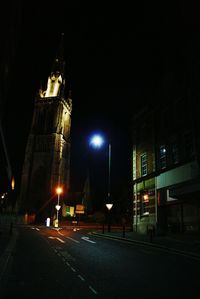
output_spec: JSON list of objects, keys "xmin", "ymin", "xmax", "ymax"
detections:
[
  {"xmin": 51, "ymin": 32, "xmax": 65, "ymax": 77},
  {"xmin": 41, "ymin": 33, "xmax": 66, "ymax": 98}
]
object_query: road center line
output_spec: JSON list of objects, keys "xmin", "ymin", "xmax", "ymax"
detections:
[
  {"xmin": 56, "ymin": 237, "xmax": 65, "ymax": 243},
  {"xmin": 70, "ymin": 267, "xmax": 76, "ymax": 272},
  {"xmin": 58, "ymin": 231, "xmax": 64, "ymax": 236},
  {"xmin": 78, "ymin": 274, "xmax": 85, "ymax": 281},
  {"xmin": 48, "ymin": 236, "xmax": 65, "ymax": 243},
  {"xmin": 89, "ymin": 285, "xmax": 98, "ymax": 295},
  {"xmin": 81, "ymin": 236, "xmax": 96, "ymax": 244}
]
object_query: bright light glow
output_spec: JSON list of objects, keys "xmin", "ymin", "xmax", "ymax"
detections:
[
  {"xmin": 11, "ymin": 176, "xmax": 15, "ymax": 190},
  {"xmin": 143, "ymin": 211, "xmax": 149, "ymax": 216},
  {"xmin": 56, "ymin": 186, "xmax": 63, "ymax": 195},
  {"xmin": 45, "ymin": 74, "xmax": 63, "ymax": 97},
  {"xmin": 55, "ymin": 204, "xmax": 61, "ymax": 211},
  {"xmin": 90, "ymin": 134, "xmax": 104, "ymax": 148},
  {"xmin": 106, "ymin": 203, "xmax": 113, "ymax": 210},
  {"xmin": 46, "ymin": 217, "xmax": 50, "ymax": 227}
]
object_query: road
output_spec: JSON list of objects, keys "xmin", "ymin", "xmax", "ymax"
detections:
[{"xmin": 1, "ymin": 225, "xmax": 200, "ymax": 298}]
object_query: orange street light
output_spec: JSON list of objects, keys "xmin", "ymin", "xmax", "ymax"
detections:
[
  {"xmin": 56, "ymin": 186, "xmax": 63, "ymax": 195},
  {"xmin": 11, "ymin": 176, "xmax": 15, "ymax": 190},
  {"xmin": 55, "ymin": 186, "xmax": 63, "ymax": 228}
]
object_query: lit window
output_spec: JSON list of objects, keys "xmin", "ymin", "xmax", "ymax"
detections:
[
  {"xmin": 141, "ymin": 153, "xmax": 147, "ymax": 176},
  {"xmin": 160, "ymin": 145, "xmax": 166, "ymax": 169},
  {"xmin": 140, "ymin": 192, "xmax": 149, "ymax": 216}
]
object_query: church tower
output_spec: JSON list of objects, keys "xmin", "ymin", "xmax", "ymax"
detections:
[{"xmin": 19, "ymin": 34, "xmax": 72, "ymax": 222}]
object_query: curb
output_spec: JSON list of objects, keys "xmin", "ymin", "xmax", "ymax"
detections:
[{"xmin": 91, "ymin": 232, "xmax": 200, "ymax": 261}]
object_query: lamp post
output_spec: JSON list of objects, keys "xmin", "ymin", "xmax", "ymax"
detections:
[
  {"xmin": 55, "ymin": 186, "xmax": 62, "ymax": 228},
  {"xmin": 106, "ymin": 203, "xmax": 113, "ymax": 232},
  {"xmin": 90, "ymin": 134, "xmax": 113, "ymax": 230}
]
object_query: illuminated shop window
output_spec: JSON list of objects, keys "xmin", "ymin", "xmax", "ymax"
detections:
[
  {"xmin": 159, "ymin": 145, "xmax": 166, "ymax": 169},
  {"xmin": 141, "ymin": 152, "xmax": 147, "ymax": 176},
  {"xmin": 140, "ymin": 192, "xmax": 149, "ymax": 216}
]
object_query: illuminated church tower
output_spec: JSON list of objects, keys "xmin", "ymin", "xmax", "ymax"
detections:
[{"xmin": 19, "ymin": 34, "xmax": 72, "ymax": 222}]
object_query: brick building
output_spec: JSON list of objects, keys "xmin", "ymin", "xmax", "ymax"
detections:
[{"xmin": 132, "ymin": 96, "xmax": 200, "ymax": 235}]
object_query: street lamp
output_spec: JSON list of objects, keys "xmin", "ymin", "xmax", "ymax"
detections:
[
  {"xmin": 106, "ymin": 203, "xmax": 113, "ymax": 232},
  {"xmin": 90, "ymin": 134, "xmax": 112, "ymax": 202},
  {"xmin": 90, "ymin": 133, "xmax": 113, "ymax": 230},
  {"xmin": 55, "ymin": 186, "xmax": 62, "ymax": 228}
]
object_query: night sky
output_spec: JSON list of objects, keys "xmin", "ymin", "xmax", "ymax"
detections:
[{"xmin": 2, "ymin": 1, "xmax": 200, "ymax": 204}]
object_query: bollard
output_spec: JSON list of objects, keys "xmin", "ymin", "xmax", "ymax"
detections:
[
  {"xmin": 46, "ymin": 217, "xmax": 50, "ymax": 227},
  {"xmin": 122, "ymin": 217, "xmax": 126, "ymax": 238},
  {"xmin": 102, "ymin": 223, "xmax": 105, "ymax": 234},
  {"xmin": 147, "ymin": 224, "xmax": 154, "ymax": 243}
]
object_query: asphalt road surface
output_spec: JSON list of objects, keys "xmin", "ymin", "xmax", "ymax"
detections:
[{"xmin": 1, "ymin": 225, "xmax": 200, "ymax": 298}]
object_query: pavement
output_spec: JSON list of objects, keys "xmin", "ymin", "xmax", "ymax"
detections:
[
  {"xmin": 0, "ymin": 223, "xmax": 18, "ymax": 281},
  {"xmin": 0, "ymin": 224, "xmax": 13, "ymax": 256},
  {"xmin": 91, "ymin": 226, "xmax": 200, "ymax": 260},
  {"xmin": 1, "ymin": 222, "xmax": 200, "ymax": 266}
]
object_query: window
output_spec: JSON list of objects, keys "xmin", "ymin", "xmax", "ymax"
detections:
[
  {"xmin": 141, "ymin": 153, "xmax": 147, "ymax": 176},
  {"xmin": 159, "ymin": 145, "xmax": 167, "ymax": 169},
  {"xmin": 172, "ymin": 143, "xmax": 179, "ymax": 164},
  {"xmin": 140, "ymin": 191, "xmax": 149, "ymax": 216}
]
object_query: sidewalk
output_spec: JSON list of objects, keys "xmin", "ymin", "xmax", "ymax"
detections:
[
  {"xmin": 0, "ymin": 224, "xmax": 13, "ymax": 256},
  {"xmin": 91, "ymin": 227, "xmax": 200, "ymax": 259}
]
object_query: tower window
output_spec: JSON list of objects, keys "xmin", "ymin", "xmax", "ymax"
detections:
[{"xmin": 141, "ymin": 153, "xmax": 147, "ymax": 176}]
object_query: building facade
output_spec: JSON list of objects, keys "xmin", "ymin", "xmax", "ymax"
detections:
[
  {"xmin": 132, "ymin": 97, "xmax": 200, "ymax": 235},
  {"xmin": 19, "ymin": 35, "xmax": 72, "ymax": 222}
]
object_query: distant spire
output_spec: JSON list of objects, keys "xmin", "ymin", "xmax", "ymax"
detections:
[{"xmin": 51, "ymin": 33, "xmax": 65, "ymax": 77}]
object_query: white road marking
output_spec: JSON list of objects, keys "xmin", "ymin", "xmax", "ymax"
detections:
[
  {"xmin": 48, "ymin": 236, "xmax": 65, "ymax": 243},
  {"xmin": 31, "ymin": 227, "xmax": 40, "ymax": 231},
  {"xmin": 89, "ymin": 285, "xmax": 98, "ymax": 295},
  {"xmin": 81, "ymin": 236, "xmax": 96, "ymax": 244},
  {"xmin": 66, "ymin": 236, "xmax": 80, "ymax": 243},
  {"xmin": 70, "ymin": 267, "xmax": 76, "ymax": 272},
  {"xmin": 78, "ymin": 274, "xmax": 85, "ymax": 281},
  {"xmin": 56, "ymin": 237, "xmax": 65, "ymax": 243},
  {"xmin": 61, "ymin": 251, "xmax": 75, "ymax": 261},
  {"xmin": 58, "ymin": 231, "xmax": 64, "ymax": 236}
]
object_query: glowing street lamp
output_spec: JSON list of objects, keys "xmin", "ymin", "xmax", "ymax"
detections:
[
  {"xmin": 89, "ymin": 134, "xmax": 104, "ymax": 148},
  {"xmin": 90, "ymin": 133, "xmax": 112, "ymax": 204},
  {"xmin": 90, "ymin": 133, "xmax": 113, "ymax": 231},
  {"xmin": 11, "ymin": 176, "xmax": 15, "ymax": 190},
  {"xmin": 55, "ymin": 186, "xmax": 62, "ymax": 228}
]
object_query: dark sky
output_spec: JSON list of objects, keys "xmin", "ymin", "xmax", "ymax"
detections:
[{"xmin": 3, "ymin": 1, "xmax": 200, "ymax": 198}]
